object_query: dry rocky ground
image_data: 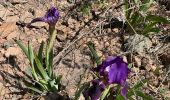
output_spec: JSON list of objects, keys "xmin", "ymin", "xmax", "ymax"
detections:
[{"xmin": 0, "ymin": 0, "xmax": 170, "ymax": 100}]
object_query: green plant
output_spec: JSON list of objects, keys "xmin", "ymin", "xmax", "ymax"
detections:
[
  {"xmin": 15, "ymin": 6, "xmax": 61, "ymax": 94},
  {"xmin": 79, "ymin": 0, "xmax": 108, "ymax": 14},
  {"xmin": 79, "ymin": 41, "xmax": 153, "ymax": 100},
  {"xmin": 123, "ymin": 0, "xmax": 169, "ymax": 36}
]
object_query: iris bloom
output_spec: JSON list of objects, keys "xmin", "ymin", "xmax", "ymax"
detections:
[
  {"xmin": 84, "ymin": 79, "xmax": 105, "ymax": 100},
  {"xmin": 93, "ymin": 56, "xmax": 130, "ymax": 99},
  {"xmin": 28, "ymin": 6, "xmax": 59, "ymax": 53},
  {"xmin": 29, "ymin": 6, "xmax": 59, "ymax": 27}
]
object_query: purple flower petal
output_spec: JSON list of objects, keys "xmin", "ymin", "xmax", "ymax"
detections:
[
  {"xmin": 93, "ymin": 56, "xmax": 130, "ymax": 98},
  {"xmin": 28, "ymin": 6, "xmax": 59, "ymax": 27},
  {"xmin": 121, "ymin": 82, "xmax": 128, "ymax": 100},
  {"xmin": 43, "ymin": 7, "xmax": 59, "ymax": 26},
  {"xmin": 85, "ymin": 79, "xmax": 106, "ymax": 100},
  {"xmin": 107, "ymin": 62, "xmax": 129, "ymax": 84}
]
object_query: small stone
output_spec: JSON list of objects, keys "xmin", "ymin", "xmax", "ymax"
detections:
[
  {"xmin": 105, "ymin": 42, "xmax": 110, "ymax": 47},
  {"xmin": 0, "ymin": 57, "xmax": 5, "ymax": 62},
  {"xmin": 6, "ymin": 31, "xmax": 20, "ymax": 40},
  {"xmin": 96, "ymin": 50, "xmax": 103, "ymax": 57},
  {"xmin": 30, "ymin": 22, "xmax": 47, "ymax": 27},
  {"xmin": 9, "ymin": 0, "xmax": 27, "ymax": 4},
  {"xmin": 5, "ymin": 15, "xmax": 19, "ymax": 22},
  {"xmin": 112, "ymin": 28, "xmax": 119, "ymax": 33},
  {"xmin": 0, "ymin": 49, "xmax": 5, "ymax": 54},
  {"xmin": 5, "ymin": 47, "xmax": 21, "ymax": 57},
  {"xmin": 150, "ymin": 64, "xmax": 157, "ymax": 71},
  {"xmin": 134, "ymin": 56, "xmax": 141, "ymax": 67},
  {"xmin": 0, "ymin": 83, "xmax": 5, "ymax": 96},
  {"xmin": 0, "ymin": 22, "xmax": 18, "ymax": 39},
  {"xmin": 163, "ymin": 91, "xmax": 170, "ymax": 98},
  {"xmin": 56, "ymin": 30, "xmax": 67, "ymax": 41},
  {"xmin": 159, "ymin": 48, "xmax": 170, "ymax": 66},
  {"xmin": 0, "ymin": 4, "xmax": 6, "ymax": 20},
  {"xmin": 20, "ymin": 11, "xmax": 33, "ymax": 23},
  {"xmin": 37, "ymin": 38, "xmax": 46, "ymax": 43}
]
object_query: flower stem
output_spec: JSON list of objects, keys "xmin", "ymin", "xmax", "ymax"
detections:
[
  {"xmin": 48, "ymin": 26, "xmax": 57, "ymax": 52},
  {"xmin": 46, "ymin": 26, "xmax": 56, "ymax": 77}
]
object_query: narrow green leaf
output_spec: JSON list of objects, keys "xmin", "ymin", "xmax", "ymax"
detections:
[
  {"xmin": 143, "ymin": 22, "xmax": 158, "ymax": 33},
  {"xmin": 49, "ymin": 79, "xmax": 57, "ymax": 91},
  {"xmin": 28, "ymin": 42, "xmax": 34, "ymax": 68},
  {"xmin": 135, "ymin": 90, "xmax": 153, "ymax": 100},
  {"xmin": 116, "ymin": 95, "xmax": 124, "ymax": 100},
  {"xmin": 146, "ymin": 15, "xmax": 170, "ymax": 24},
  {"xmin": 48, "ymin": 49, "xmax": 53, "ymax": 78},
  {"xmin": 140, "ymin": 0, "xmax": 153, "ymax": 12},
  {"xmin": 38, "ymin": 41, "xmax": 44, "ymax": 63},
  {"xmin": 128, "ymin": 97, "xmax": 135, "ymax": 100},
  {"xmin": 87, "ymin": 41, "xmax": 101, "ymax": 65},
  {"xmin": 134, "ymin": 0, "xmax": 140, "ymax": 4},
  {"xmin": 100, "ymin": 85, "xmax": 111, "ymax": 100},
  {"xmin": 144, "ymin": 28, "xmax": 160, "ymax": 36},
  {"xmin": 123, "ymin": 0, "xmax": 130, "ymax": 19},
  {"xmin": 34, "ymin": 54, "xmax": 50, "ymax": 81},
  {"xmin": 24, "ymin": 81, "xmax": 43, "ymax": 94},
  {"xmin": 55, "ymin": 75, "xmax": 62, "ymax": 84},
  {"xmin": 28, "ymin": 42, "xmax": 39, "ymax": 81},
  {"xmin": 45, "ymin": 45, "xmax": 49, "ymax": 71},
  {"xmin": 39, "ymin": 79, "xmax": 48, "ymax": 85},
  {"xmin": 15, "ymin": 40, "xmax": 29, "ymax": 58},
  {"xmin": 75, "ymin": 82, "xmax": 90, "ymax": 100},
  {"xmin": 127, "ymin": 89, "xmax": 135, "ymax": 97},
  {"xmin": 130, "ymin": 12, "xmax": 140, "ymax": 26},
  {"xmin": 133, "ymin": 79, "xmax": 147, "ymax": 90}
]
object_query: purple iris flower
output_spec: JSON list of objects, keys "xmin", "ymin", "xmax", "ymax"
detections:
[
  {"xmin": 84, "ymin": 79, "xmax": 105, "ymax": 100},
  {"xmin": 93, "ymin": 56, "xmax": 130, "ymax": 99},
  {"xmin": 28, "ymin": 6, "xmax": 59, "ymax": 26}
]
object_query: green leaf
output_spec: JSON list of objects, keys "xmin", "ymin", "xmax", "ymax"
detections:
[
  {"xmin": 28, "ymin": 42, "xmax": 34, "ymax": 67},
  {"xmin": 134, "ymin": 0, "xmax": 141, "ymax": 5},
  {"xmin": 48, "ymin": 49, "xmax": 53, "ymax": 78},
  {"xmin": 24, "ymin": 81, "xmax": 43, "ymax": 94},
  {"xmin": 28, "ymin": 42, "xmax": 39, "ymax": 81},
  {"xmin": 133, "ymin": 79, "xmax": 147, "ymax": 90},
  {"xmin": 75, "ymin": 82, "xmax": 90, "ymax": 100},
  {"xmin": 143, "ymin": 22, "xmax": 158, "ymax": 33},
  {"xmin": 146, "ymin": 15, "xmax": 170, "ymax": 24},
  {"xmin": 140, "ymin": 0, "xmax": 153, "ymax": 12},
  {"xmin": 130, "ymin": 12, "xmax": 140, "ymax": 26},
  {"xmin": 123, "ymin": 0, "xmax": 132, "ymax": 19},
  {"xmin": 34, "ymin": 54, "xmax": 50, "ymax": 81},
  {"xmin": 127, "ymin": 89, "xmax": 135, "ymax": 97},
  {"xmin": 55, "ymin": 75, "xmax": 62, "ymax": 84},
  {"xmin": 128, "ymin": 63, "xmax": 133, "ymax": 68},
  {"xmin": 49, "ymin": 79, "xmax": 57, "ymax": 91},
  {"xmin": 15, "ymin": 40, "xmax": 29, "ymax": 58},
  {"xmin": 144, "ymin": 28, "xmax": 160, "ymax": 36},
  {"xmin": 128, "ymin": 96, "xmax": 135, "ymax": 100},
  {"xmin": 39, "ymin": 79, "xmax": 48, "ymax": 85},
  {"xmin": 100, "ymin": 85, "xmax": 111, "ymax": 100},
  {"xmin": 38, "ymin": 41, "xmax": 44, "ymax": 63},
  {"xmin": 135, "ymin": 90, "xmax": 153, "ymax": 100},
  {"xmin": 116, "ymin": 95, "xmax": 124, "ymax": 100},
  {"xmin": 87, "ymin": 41, "xmax": 101, "ymax": 65},
  {"xmin": 45, "ymin": 45, "xmax": 49, "ymax": 71}
]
